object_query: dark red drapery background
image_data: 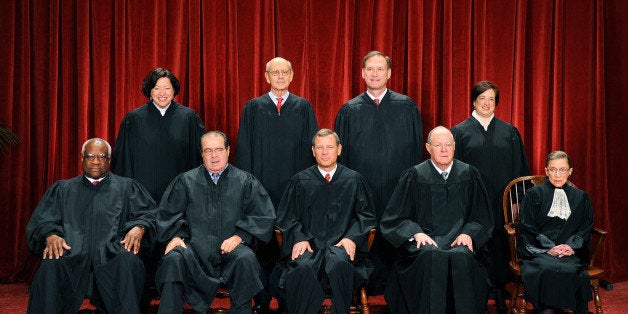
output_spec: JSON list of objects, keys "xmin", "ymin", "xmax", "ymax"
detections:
[{"xmin": 1, "ymin": 0, "xmax": 626, "ymax": 283}]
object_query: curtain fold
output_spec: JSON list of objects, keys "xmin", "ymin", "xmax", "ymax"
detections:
[{"xmin": 0, "ymin": 0, "xmax": 624, "ymax": 283}]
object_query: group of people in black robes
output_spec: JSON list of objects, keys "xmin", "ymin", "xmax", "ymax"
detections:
[{"xmin": 26, "ymin": 55, "xmax": 595, "ymax": 314}]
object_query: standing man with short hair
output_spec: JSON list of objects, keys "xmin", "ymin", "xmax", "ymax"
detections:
[
  {"xmin": 334, "ymin": 51, "xmax": 423, "ymax": 295},
  {"xmin": 26, "ymin": 138, "xmax": 158, "ymax": 313},
  {"xmin": 235, "ymin": 57, "xmax": 318, "ymax": 311}
]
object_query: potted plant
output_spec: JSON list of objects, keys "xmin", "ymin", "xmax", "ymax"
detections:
[{"xmin": 0, "ymin": 124, "xmax": 19, "ymax": 153}]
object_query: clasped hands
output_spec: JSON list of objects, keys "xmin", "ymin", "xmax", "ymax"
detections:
[
  {"xmin": 291, "ymin": 238, "xmax": 356, "ymax": 261},
  {"xmin": 547, "ymin": 244, "xmax": 575, "ymax": 258},
  {"xmin": 412, "ymin": 232, "xmax": 474, "ymax": 252},
  {"xmin": 42, "ymin": 225, "xmax": 145, "ymax": 259}
]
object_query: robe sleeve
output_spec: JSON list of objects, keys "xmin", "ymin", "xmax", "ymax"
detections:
[
  {"xmin": 234, "ymin": 100, "xmax": 254, "ymax": 172},
  {"xmin": 26, "ymin": 181, "xmax": 66, "ymax": 255},
  {"xmin": 121, "ymin": 179, "xmax": 160, "ymax": 245},
  {"xmin": 157, "ymin": 175, "xmax": 191, "ymax": 243},
  {"xmin": 511, "ymin": 127, "xmax": 531, "ymax": 176},
  {"xmin": 342, "ymin": 176, "xmax": 377, "ymax": 253},
  {"xmin": 276, "ymin": 178, "xmax": 314, "ymax": 259},
  {"xmin": 234, "ymin": 175, "xmax": 276, "ymax": 244},
  {"xmin": 380, "ymin": 168, "xmax": 425, "ymax": 249},
  {"xmin": 460, "ymin": 167, "xmax": 493, "ymax": 249},
  {"xmin": 333, "ymin": 106, "xmax": 350, "ymax": 166},
  {"xmin": 111, "ymin": 114, "xmax": 134, "ymax": 177}
]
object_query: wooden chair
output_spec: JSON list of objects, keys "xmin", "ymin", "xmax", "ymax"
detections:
[
  {"xmin": 275, "ymin": 229, "xmax": 376, "ymax": 314},
  {"xmin": 502, "ymin": 175, "xmax": 607, "ymax": 313}
]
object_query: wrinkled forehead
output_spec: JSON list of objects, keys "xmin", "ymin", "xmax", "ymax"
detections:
[{"xmin": 202, "ymin": 135, "xmax": 225, "ymax": 148}]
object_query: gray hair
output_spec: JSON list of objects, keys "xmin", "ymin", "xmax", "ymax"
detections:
[
  {"xmin": 426, "ymin": 126, "xmax": 453, "ymax": 144},
  {"xmin": 81, "ymin": 138, "xmax": 111, "ymax": 156},
  {"xmin": 312, "ymin": 128, "xmax": 340, "ymax": 146}
]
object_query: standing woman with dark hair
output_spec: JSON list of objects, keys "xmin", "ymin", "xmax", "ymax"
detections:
[
  {"xmin": 518, "ymin": 151, "xmax": 593, "ymax": 313},
  {"xmin": 451, "ymin": 80, "xmax": 530, "ymax": 312},
  {"xmin": 112, "ymin": 67, "xmax": 206, "ymax": 203}
]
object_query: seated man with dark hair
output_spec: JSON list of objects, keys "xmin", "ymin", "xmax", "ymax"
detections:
[
  {"xmin": 155, "ymin": 131, "xmax": 276, "ymax": 314},
  {"xmin": 273, "ymin": 129, "xmax": 376, "ymax": 314}
]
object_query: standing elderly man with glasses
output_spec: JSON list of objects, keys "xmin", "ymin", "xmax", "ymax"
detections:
[
  {"xmin": 26, "ymin": 138, "xmax": 159, "ymax": 313},
  {"xmin": 155, "ymin": 131, "xmax": 276, "ymax": 314},
  {"xmin": 235, "ymin": 57, "xmax": 318, "ymax": 312},
  {"xmin": 380, "ymin": 126, "xmax": 494, "ymax": 314}
]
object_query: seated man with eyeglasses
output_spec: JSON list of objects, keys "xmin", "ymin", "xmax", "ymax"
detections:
[
  {"xmin": 380, "ymin": 126, "xmax": 494, "ymax": 314},
  {"xmin": 155, "ymin": 131, "xmax": 276, "ymax": 314},
  {"xmin": 26, "ymin": 138, "xmax": 159, "ymax": 313}
]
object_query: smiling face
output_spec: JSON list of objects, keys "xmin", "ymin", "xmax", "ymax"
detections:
[
  {"xmin": 201, "ymin": 134, "xmax": 230, "ymax": 173},
  {"xmin": 473, "ymin": 88, "xmax": 497, "ymax": 118},
  {"xmin": 545, "ymin": 158, "xmax": 572, "ymax": 188},
  {"xmin": 82, "ymin": 140, "xmax": 111, "ymax": 179},
  {"xmin": 426, "ymin": 128, "xmax": 455, "ymax": 171},
  {"xmin": 150, "ymin": 77, "xmax": 175, "ymax": 108},
  {"xmin": 362, "ymin": 55, "xmax": 391, "ymax": 94},
  {"xmin": 312, "ymin": 134, "xmax": 342, "ymax": 172}
]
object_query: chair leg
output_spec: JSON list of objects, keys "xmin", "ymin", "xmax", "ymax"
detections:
[
  {"xmin": 360, "ymin": 287, "xmax": 369, "ymax": 314},
  {"xmin": 512, "ymin": 282, "xmax": 526, "ymax": 313},
  {"xmin": 591, "ymin": 279, "xmax": 604, "ymax": 314}
]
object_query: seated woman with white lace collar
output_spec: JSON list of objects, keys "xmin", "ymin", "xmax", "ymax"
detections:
[{"xmin": 517, "ymin": 150, "xmax": 594, "ymax": 314}]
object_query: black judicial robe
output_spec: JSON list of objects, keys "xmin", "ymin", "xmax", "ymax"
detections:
[
  {"xmin": 381, "ymin": 160, "xmax": 493, "ymax": 314},
  {"xmin": 155, "ymin": 164, "xmax": 276, "ymax": 311},
  {"xmin": 26, "ymin": 174, "xmax": 158, "ymax": 312},
  {"xmin": 451, "ymin": 116, "xmax": 530, "ymax": 283},
  {"xmin": 334, "ymin": 90, "xmax": 423, "ymax": 220},
  {"xmin": 112, "ymin": 101, "xmax": 205, "ymax": 202},
  {"xmin": 274, "ymin": 165, "xmax": 377, "ymax": 313},
  {"xmin": 235, "ymin": 93, "xmax": 318, "ymax": 207},
  {"xmin": 518, "ymin": 181, "xmax": 593, "ymax": 312}
]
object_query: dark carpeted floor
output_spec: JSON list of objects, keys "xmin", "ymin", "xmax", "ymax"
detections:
[{"xmin": 1, "ymin": 281, "xmax": 625, "ymax": 313}]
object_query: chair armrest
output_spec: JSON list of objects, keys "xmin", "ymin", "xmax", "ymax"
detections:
[
  {"xmin": 589, "ymin": 227, "xmax": 608, "ymax": 267},
  {"xmin": 504, "ymin": 224, "xmax": 519, "ymax": 265}
]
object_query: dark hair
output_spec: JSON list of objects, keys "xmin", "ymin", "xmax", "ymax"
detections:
[
  {"xmin": 201, "ymin": 131, "xmax": 230, "ymax": 148},
  {"xmin": 362, "ymin": 51, "xmax": 392, "ymax": 68},
  {"xmin": 471, "ymin": 80, "xmax": 500, "ymax": 106},
  {"xmin": 141, "ymin": 68, "xmax": 181, "ymax": 99},
  {"xmin": 312, "ymin": 128, "xmax": 341, "ymax": 146},
  {"xmin": 546, "ymin": 150, "xmax": 572, "ymax": 168}
]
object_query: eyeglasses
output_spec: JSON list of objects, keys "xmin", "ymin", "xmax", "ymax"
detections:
[
  {"xmin": 430, "ymin": 142, "xmax": 454, "ymax": 150},
  {"xmin": 266, "ymin": 70, "xmax": 291, "ymax": 77},
  {"xmin": 547, "ymin": 167, "xmax": 570, "ymax": 174},
  {"xmin": 83, "ymin": 153, "xmax": 110, "ymax": 161},
  {"xmin": 202, "ymin": 147, "xmax": 226, "ymax": 155}
]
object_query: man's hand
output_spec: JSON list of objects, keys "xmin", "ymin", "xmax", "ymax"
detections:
[
  {"xmin": 547, "ymin": 244, "xmax": 574, "ymax": 258},
  {"xmin": 221, "ymin": 235, "xmax": 243, "ymax": 255},
  {"xmin": 451, "ymin": 233, "xmax": 473, "ymax": 252},
  {"xmin": 43, "ymin": 234, "xmax": 71, "ymax": 259},
  {"xmin": 164, "ymin": 237, "xmax": 187, "ymax": 255},
  {"xmin": 291, "ymin": 240, "xmax": 313, "ymax": 260},
  {"xmin": 120, "ymin": 226, "xmax": 145, "ymax": 254},
  {"xmin": 335, "ymin": 238, "xmax": 356, "ymax": 261},
  {"xmin": 413, "ymin": 233, "xmax": 437, "ymax": 249}
]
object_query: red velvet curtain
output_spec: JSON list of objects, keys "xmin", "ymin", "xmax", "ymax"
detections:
[{"xmin": 1, "ymin": 0, "xmax": 626, "ymax": 283}]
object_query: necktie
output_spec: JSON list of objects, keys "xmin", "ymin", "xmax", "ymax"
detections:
[
  {"xmin": 277, "ymin": 97, "xmax": 283, "ymax": 113},
  {"xmin": 325, "ymin": 173, "xmax": 331, "ymax": 182},
  {"xmin": 211, "ymin": 173, "xmax": 220, "ymax": 184},
  {"xmin": 92, "ymin": 180, "xmax": 100, "ymax": 186},
  {"xmin": 441, "ymin": 171, "xmax": 448, "ymax": 180},
  {"xmin": 374, "ymin": 98, "xmax": 380, "ymax": 105}
]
